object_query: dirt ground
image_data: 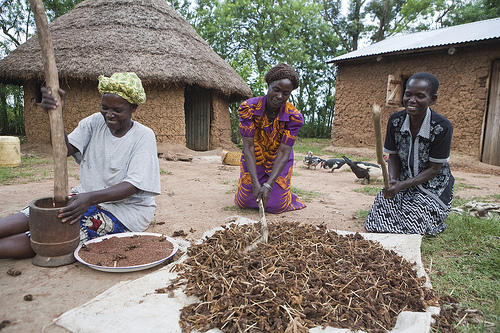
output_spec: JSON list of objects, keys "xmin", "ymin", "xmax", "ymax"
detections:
[{"xmin": 0, "ymin": 143, "xmax": 499, "ymax": 332}]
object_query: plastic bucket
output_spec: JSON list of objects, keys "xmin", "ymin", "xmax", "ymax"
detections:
[{"xmin": 0, "ymin": 136, "xmax": 21, "ymax": 167}]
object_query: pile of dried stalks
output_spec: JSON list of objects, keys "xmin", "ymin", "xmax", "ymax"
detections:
[{"xmin": 164, "ymin": 222, "xmax": 437, "ymax": 333}]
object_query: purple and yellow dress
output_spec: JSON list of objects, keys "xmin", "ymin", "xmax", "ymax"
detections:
[{"xmin": 235, "ymin": 95, "xmax": 306, "ymax": 214}]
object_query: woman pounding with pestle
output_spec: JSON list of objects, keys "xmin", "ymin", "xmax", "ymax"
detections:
[{"xmin": 0, "ymin": 72, "xmax": 161, "ymax": 259}]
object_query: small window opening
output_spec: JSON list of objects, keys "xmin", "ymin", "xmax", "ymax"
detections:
[
  {"xmin": 35, "ymin": 83, "xmax": 43, "ymax": 103},
  {"xmin": 385, "ymin": 75, "xmax": 403, "ymax": 107}
]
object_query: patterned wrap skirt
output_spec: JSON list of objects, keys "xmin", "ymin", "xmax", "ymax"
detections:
[
  {"xmin": 235, "ymin": 159, "xmax": 306, "ymax": 214},
  {"xmin": 23, "ymin": 204, "xmax": 129, "ymax": 243},
  {"xmin": 365, "ymin": 187, "xmax": 452, "ymax": 235}
]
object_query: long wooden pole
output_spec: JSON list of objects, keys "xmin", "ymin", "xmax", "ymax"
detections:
[
  {"xmin": 29, "ymin": 0, "xmax": 68, "ymax": 205},
  {"xmin": 372, "ymin": 104, "xmax": 389, "ymax": 189}
]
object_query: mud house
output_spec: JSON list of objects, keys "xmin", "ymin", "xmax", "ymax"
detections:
[
  {"xmin": 0, "ymin": 0, "xmax": 251, "ymax": 151},
  {"xmin": 329, "ymin": 18, "xmax": 500, "ymax": 166}
]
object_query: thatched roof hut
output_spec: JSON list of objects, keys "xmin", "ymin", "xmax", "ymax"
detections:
[{"xmin": 0, "ymin": 0, "xmax": 252, "ymax": 150}]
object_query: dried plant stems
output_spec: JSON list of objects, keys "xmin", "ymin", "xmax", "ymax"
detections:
[{"xmin": 165, "ymin": 222, "xmax": 436, "ymax": 333}]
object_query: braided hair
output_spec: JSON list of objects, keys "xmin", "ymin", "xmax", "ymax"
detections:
[
  {"xmin": 264, "ymin": 63, "xmax": 299, "ymax": 90},
  {"xmin": 408, "ymin": 72, "xmax": 439, "ymax": 96}
]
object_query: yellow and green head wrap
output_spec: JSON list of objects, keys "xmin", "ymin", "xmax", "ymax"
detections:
[{"xmin": 98, "ymin": 72, "xmax": 146, "ymax": 105}]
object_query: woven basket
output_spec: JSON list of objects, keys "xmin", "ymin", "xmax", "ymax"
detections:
[{"xmin": 221, "ymin": 150, "xmax": 241, "ymax": 166}]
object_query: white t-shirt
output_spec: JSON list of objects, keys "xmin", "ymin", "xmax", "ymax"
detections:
[{"xmin": 68, "ymin": 113, "xmax": 161, "ymax": 232}]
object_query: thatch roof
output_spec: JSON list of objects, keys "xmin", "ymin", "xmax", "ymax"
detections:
[{"xmin": 0, "ymin": 0, "xmax": 251, "ymax": 101}]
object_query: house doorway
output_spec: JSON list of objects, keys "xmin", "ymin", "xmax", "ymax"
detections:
[{"xmin": 184, "ymin": 85, "xmax": 211, "ymax": 151}]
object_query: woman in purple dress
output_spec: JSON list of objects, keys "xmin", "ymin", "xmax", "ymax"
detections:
[{"xmin": 235, "ymin": 64, "xmax": 306, "ymax": 214}]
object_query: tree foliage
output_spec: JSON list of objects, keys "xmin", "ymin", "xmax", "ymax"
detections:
[
  {"xmin": 364, "ymin": 0, "xmax": 406, "ymax": 42},
  {"xmin": 1, "ymin": 0, "xmax": 82, "ymax": 56},
  {"xmin": 1, "ymin": 0, "xmax": 31, "ymax": 55},
  {"xmin": 0, "ymin": 84, "xmax": 24, "ymax": 135},
  {"xmin": 0, "ymin": 0, "xmax": 82, "ymax": 135},
  {"xmin": 319, "ymin": 0, "xmax": 366, "ymax": 52},
  {"xmin": 401, "ymin": 0, "xmax": 500, "ymax": 30},
  {"xmin": 175, "ymin": 0, "xmax": 341, "ymax": 139},
  {"xmin": 0, "ymin": 0, "xmax": 499, "ymax": 139}
]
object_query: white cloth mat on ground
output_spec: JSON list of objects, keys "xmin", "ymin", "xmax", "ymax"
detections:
[{"xmin": 54, "ymin": 217, "xmax": 438, "ymax": 333}]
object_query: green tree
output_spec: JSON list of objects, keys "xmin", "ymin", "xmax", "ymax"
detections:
[
  {"xmin": 0, "ymin": 0, "xmax": 82, "ymax": 136},
  {"xmin": 441, "ymin": 0, "xmax": 500, "ymax": 26},
  {"xmin": 0, "ymin": 83, "xmax": 24, "ymax": 135},
  {"xmin": 42, "ymin": 0, "xmax": 84, "ymax": 20},
  {"xmin": 185, "ymin": 0, "xmax": 341, "ymax": 139},
  {"xmin": 364, "ymin": 0, "xmax": 406, "ymax": 42},
  {"xmin": 400, "ymin": 0, "xmax": 500, "ymax": 30},
  {"xmin": 1, "ymin": 0, "xmax": 82, "ymax": 55},
  {"xmin": 319, "ymin": 0, "xmax": 365, "ymax": 52},
  {"xmin": 1, "ymin": 0, "xmax": 32, "ymax": 55}
]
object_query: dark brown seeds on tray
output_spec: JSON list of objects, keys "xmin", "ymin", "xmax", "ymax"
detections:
[{"xmin": 78, "ymin": 235, "xmax": 174, "ymax": 267}]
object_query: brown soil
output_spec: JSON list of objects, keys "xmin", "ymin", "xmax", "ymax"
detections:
[{"xmin": 0, "ymin": 143, "xmax": 499, "ymax": 333}]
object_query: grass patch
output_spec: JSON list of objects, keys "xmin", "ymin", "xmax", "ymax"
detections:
[
  {"xmin": 449, "ymin": 193, "xmax": 499, "ymax": 210},
  {"xmin": 291, "ymin": 186, "xmax": 322, "ymax": 203},
  {"xmin": 422, "ymin": 213, "xmax": 500, "ymax": 330},
  {"xmin": 293, "ymin": 138, "xmax": 330, "ymax": 156},
  {"xmin": 293, "ymin": 139, "xmax": 373, "ymax": 166},
  {"xmin": 0, "ymin": 156, "xmax": 56, "ymax": 185},
  {"xmin": 454, "ymin": 177, "xmax": 481, "ymax": 191},
  {"xmin": 222, "ymin": 179, "xmax": 238, "ymax": 194},
  {"xmin": 354, "ymin": 186, "xmax": 382, "ymax": 196},
  {"xmin": 353, "ymin": 209, "xmax": 369, "ymax": 224},
  {"xmin": 222, "ymin": 205, "xmax": 254, "ymax": 215},
  {"xmin": 160, "ymin": 169, "xmax": 172, "ymax": 175}
]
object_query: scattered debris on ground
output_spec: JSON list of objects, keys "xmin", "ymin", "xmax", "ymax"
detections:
[
  {"xmin": 6, "ymin": 268, "xmax": 21, "ymax": 276},
  {"xmin": 431, "ymin": 294, "xmax": 491, "ymax": 332}
]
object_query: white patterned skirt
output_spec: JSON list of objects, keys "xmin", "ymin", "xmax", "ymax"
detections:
[{"xmin": 365, "ymin": 187, "xmax": 452, "ymax": 235}]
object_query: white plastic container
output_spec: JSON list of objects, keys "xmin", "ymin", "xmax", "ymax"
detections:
[{"xmin": 0, "ymin": 136, "xmax": 21, "ymax": 167}]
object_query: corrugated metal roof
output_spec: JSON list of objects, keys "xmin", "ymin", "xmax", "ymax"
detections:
[{"xmin": 329, "ymin": 17, "xmax": 500, "ymax": 63}]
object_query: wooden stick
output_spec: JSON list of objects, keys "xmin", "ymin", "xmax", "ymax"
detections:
[
  {"xmin": 372, "ymin": 104, "xmax": 389, "ymax": 189},
  {"xmin": 244, "ymin": 199, "xmax": 268, "ymax": 252},
  {"xmin": 29, "ymin": 0, "xmax": 68, "ymax": 205},
  {"xmin": 257, "ymin": 198, "xmax": 268, "ymax": 244}
]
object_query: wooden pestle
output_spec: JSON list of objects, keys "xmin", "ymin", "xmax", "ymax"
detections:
[
  {"xmin": 372, "ymin": 104, "xmax": 389, "ymax": 189},
  {"xmin": 29, "ymin": 0, "xmax": 68, "ymax": 205}
]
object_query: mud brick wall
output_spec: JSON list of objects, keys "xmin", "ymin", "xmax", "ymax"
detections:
[
  {"xmin": 136, "ymin": 84, "xmax": 186, "ymax": 144},
  {"xmin": 210, "ymin": 92, "xmax": 233, "ymax": 150},
  {"xmin": 23, "ymin": 79, "xmax": 100, "ymax": 143},
  {"xmin": 23, "ymin": 80, "xmax": 232, "ymax": 148},
  {"xmin": 332, "ymin": 43, "xmax": 500, "ymax": 158}
]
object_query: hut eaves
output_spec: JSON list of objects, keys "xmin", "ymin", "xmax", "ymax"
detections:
[
  {"xmin": 328, "ymin": 17, "xmax": 500, "ymax": 64},
  {"xmin": 0, "ymin": 0, "xmax": 251, "ymax": 102}
]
